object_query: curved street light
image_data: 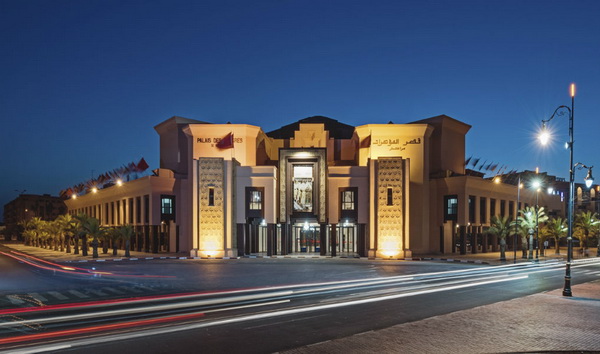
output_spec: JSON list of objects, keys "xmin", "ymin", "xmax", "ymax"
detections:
[{"xmin": 538, "ymin": 83, "xmax": 575, "ymax": 297}]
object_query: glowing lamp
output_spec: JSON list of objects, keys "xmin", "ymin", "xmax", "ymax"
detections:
[
  {"xmin": 116, "ymin": 179, "xmax": 123, "ymax": 186},
  {"xmin": 584, "ymin": 167, "xmax": 594, "ymax": 188},
  {"xmin": 539, "ymin": 124, "xmax": 550, "ymax": 146}
]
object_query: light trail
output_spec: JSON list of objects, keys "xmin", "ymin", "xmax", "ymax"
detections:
[
  {"xmin": 0, "ymin": 274, "xmax": 528, "ymax": 354},
  {"xmin": 0, "ymin": 291, "xmax": 294, "ymax": 328}
]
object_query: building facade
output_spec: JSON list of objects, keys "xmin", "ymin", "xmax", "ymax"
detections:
[
  {"xmin": 65, "ymin": 114, "xmax": 565, "ymax": 258},
  {"xmin": 4, "ymin": 194, "xmax": 67, "ymax": 241}
]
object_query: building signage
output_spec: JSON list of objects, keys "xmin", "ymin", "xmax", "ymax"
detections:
[
  {"xmin": 373, "ymin": 137, "xmax": 421, "ymax": 151},
  {"xmin": 196, "ymin": 137, "xmax": 243, "ymax": 146}
]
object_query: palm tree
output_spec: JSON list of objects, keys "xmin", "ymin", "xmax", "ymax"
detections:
[
  {"xmin": 56, "ymin": 214, "xmax": 76, "ymax": 253},
  {"xmin": 77, "ymin": 215, "xmax": 105, "ymax": 258},
  {"xmin": 574, "ymin": 211, "xmax": 599, "ymax": 257},
  {"xmin": 517, "ymin": 206, "xmax": 548, "ymax": 260},
  {"xmin": 119, "ymin": 225, "xmax": 134, "ymax": 258},
  {"xmin": 487, "ymin": 215, "xmax": 512, "ymax": 261},
  {"xmin": 106, "ymin": 227, "xmax": 121, "ymax": 256},
  {"xmin": 74, "ymin": 214, "xmax": 90, "ymax": 256},
  {"xmin": 542, "ymin": 217, "xmax": 567, "ymax": 255}
]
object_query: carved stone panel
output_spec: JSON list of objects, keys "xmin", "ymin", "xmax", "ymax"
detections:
[
  {"xmin": 198, "ymin": 158, "xmax": 224, "ymax": 252},
  {"xmin": 376, "ymin": 158, "xmax": 404, "ymax": 253}
]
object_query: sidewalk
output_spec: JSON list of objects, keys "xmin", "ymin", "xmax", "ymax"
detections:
[
  {"xmin": 0, "ymin": 242, "xmax": 191, "ymax": 263},
  {"xmin": 2, "ymin": 241, "xmax": 598, "ymax": 265},
  {"xmin": 284, "ymin": 280, "xmax": 600, "ymax": 353}
]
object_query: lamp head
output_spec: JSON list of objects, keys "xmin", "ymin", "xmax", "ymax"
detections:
[
  {"xmin": 585, "ymin": 167, "xmax": 594, "ymax": 188},
  {"xmin": 539, "ymin": 122, "xmax": 550, "ymax": 146}
]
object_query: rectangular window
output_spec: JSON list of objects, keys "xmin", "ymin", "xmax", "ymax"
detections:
[
  {"xmin": 136, "ymin": 197, "xmax": 141, "ymax": 224},
  {"xmin": 161, "ymin": 195, "xmax": 176, "ymax": 222},
  {"xmin": 500, "ymin": 200, "xmax": 506, "ymax": 217},
  {"xmin": 509, "ymin": 201, "xmax": 515, "ymax": 219},
  {"xmin": 387, "ymin": 188, "xmax": 393, "ymax": 206},
  {"xmin": 444, "ymin": 195, "xmax": 458, "ymax": 221},
  {"xmin": 480, "ymin": 197, "xmax": 487, "ymax": 224},
  {"xmin": 468, "ymin": 196, "xmax": 476, "ymax": 223},
  {"xmin": 249, "ymin": 190, "xmax": 262, "ymax": 210},
  {"xmin": 342, "ymin": 190, "xmax": 355, "ymax": 210},
  {"xmin": 293, "ymin": 165, "xmax": 313, "ymax": 212},
  {"xmin": 490, "ymin": 198, "xmax": 496, "ymax": 217},
  {"xmin": 128, "ymin": 198, "xmax": 134, "ymax": 224},
  {"xmin": 116, "ymin": 200, "xmax": 121, "ymax": 225},
  {"xmin": 105, "ymin": 203, "xmax": 109, "ymax": 224},
  {"xmin": 161, "ymin": 196, "xmax": 174, "ymax": 215},
  {"xmin": 208, "ymin": 188, "xmax": 215, "ymax": 206},
  {"xmin": 144, "ymin": 195, "xmax": 149, "ymax": 224}
]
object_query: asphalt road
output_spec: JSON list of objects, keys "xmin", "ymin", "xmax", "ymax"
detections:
[{"xmin": 1, "ymin": 250, "xmax": 599, "ymax": 354}]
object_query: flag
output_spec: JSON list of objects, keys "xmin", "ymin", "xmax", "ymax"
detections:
[
  {"xmin": 216, "ymin": 132, "xmax": 234, "ymax": 149},
  {"xmin": 136, "ymin": 157, "xmax": 149, "ymax": 172},
  {"xmin": 360, "ymin": 134, "xmax": 371, "ymax": 148}
]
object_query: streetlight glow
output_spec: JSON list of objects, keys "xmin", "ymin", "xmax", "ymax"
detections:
[
  {"xmin": 570, "ymin": 83, "xmax": 576, "ymax": 97},
  {"xmin": 539, "ymin": 125, "xmax": 550, "ymax": 145}
]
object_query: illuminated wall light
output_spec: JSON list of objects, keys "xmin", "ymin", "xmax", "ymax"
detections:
[
  {"xmin": 116, "ymin": 179, "xmax": 123, "ymax": 186},
  {"xmin": 494, "ymin": 177, "xmax": 501, "ymax": 184},
  {"xmin": 72, "ymin": 194, "xmax": 77, "ymax": 199},
  {"xmin": 380, "ymin": 240, "xmax": 401, "ymax": 258},
  {"xmin": 91, "ymin": 187, "xmax": 98, "ymax": 193}
]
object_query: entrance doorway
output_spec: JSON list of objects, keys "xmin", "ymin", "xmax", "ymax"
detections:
[{"xmin": 292, "ymin": 221, "xmax": 320, "ymax": 253}]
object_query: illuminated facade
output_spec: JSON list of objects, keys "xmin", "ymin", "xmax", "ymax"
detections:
[{"xmin": 65, "ymin": 115, "xmax": 564, "ymax": 258}]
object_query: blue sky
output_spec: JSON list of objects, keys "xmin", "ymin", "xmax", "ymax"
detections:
[{"xmin": 1, "ymin": 0, "xmax": 599, "ymax": 220}]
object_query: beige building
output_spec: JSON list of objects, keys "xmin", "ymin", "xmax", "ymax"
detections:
[{"xmin": 65, "ymin": 115, "xmax": 564, "ymax": 258}]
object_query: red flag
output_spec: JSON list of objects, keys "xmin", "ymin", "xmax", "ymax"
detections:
[
  {"xmin": 137, "ymin": 158, "xmax": 149, "ymax": 172},
  {"xmin": 216, "ymin": 132, "xmax": 234, "ymax": 149}
]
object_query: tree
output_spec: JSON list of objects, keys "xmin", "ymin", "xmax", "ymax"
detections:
[
  {"xmin": 487, "ymin": 215, "xmax": 512, "ymax": 261},
  {"xmin": 542, "ymin": 217, "xmax": 567, "ymax": 255},
  {"xmin": 106, "ymin": 227, "xmax": 121, "ymax": 256},
  {"xmin": 56, "ymin": 214, "xmax": 77, "ymax": 253},
  {"xmin": 119, "ymin": 225, "xmax": 134, "ymax": 258},
  {"xmin": 77, "ymin": 215, "xmax": 105, "ymax": 258},
  {"xmin": 517, "ymin": 206, "xmax": 548, "ymax": 259},
  {"xmin": 574, "ymin": 211, "xmax": 599, "ymax": 257}
]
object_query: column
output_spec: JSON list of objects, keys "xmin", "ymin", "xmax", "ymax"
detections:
[{"xmin": 331, "ymin": 223, "xmax": 337, "ymax": 257}]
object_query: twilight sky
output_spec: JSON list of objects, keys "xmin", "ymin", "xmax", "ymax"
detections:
[{"xmin": 1, "ymin": 0, "xmax": 599, "ymax": 221}]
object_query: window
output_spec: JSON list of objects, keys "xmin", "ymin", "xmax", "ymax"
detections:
[
  {"xmin": 161, "ymin": 196, "xmax": 174, "ymax": 215},
  {"xmin": 387, "ymin": 188, "xmax": 393, "ymax": 206},
  {"xmin": 208, "ymin": 188, "xmax": 215, "ymax": 206},
  {"xmin": 468, "ymin": 196, "xmax": 476, "ymax": 223},
  {"xmin": 161, "ymin": 195, "xmax": 176, "ymax": 222},
  {"xmin": 144, "ymin": 195, "xmax": 149, "ymax": 224},
  {"xmin": 136, "ymin": 197, "xmax": 141, "ymax": 224},
  {"xmin": 509, "ymin": 201, "xmax": 514, "ymax": 219},
  {"xmin": 500, "ymin": 200, "xmax": 506, "ymax": 217},
  {"xmin": 342, "ymin": 190, "xmax": 355, "ymax": 210},
  {"xmin": 444, "ymin": 195, "xmax": 458, "ymax": 221},
  {"xmin": 249, "ymin": 190, "xmax": 262, "ymax": 210},
  {"xmin": 490, "ymin": 198, "xmax": 496, "ymax": 217},
  {"xmin": 480, "ymin": 197, "xmax": 487, "ymax": 224},
  {"xmin": 246, "ymin": 187, "xmax": 264, "ymax": 218},
  {"xmin": 293, "ymin": 165, "xmax": 313, "ymax": 212}
]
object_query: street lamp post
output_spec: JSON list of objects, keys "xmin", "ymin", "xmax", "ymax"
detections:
[
  {"xmin": 539, "ymin": 84, "xmax": 575, "ymax": 296},
  {"xmin": 513, "ymin": 176, "xmax": 521, "ymax": 264}
]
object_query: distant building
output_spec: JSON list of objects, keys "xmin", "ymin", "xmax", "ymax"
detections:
[
  {"xmin": 64, "ymin": 115, "xmax": 564, "ymax": 258},
  {"xmin": 3, "ymin": 194, "xmax": 67, "ymax": 241}
]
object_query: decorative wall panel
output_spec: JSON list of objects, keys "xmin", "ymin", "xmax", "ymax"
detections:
[
  {"xmin": 198, "ymin": 158, "xmax": 224, "ymax": 252},
  {"xmin": 376, "ymin": 158, "xmax": 404, "ymax": 254}
]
